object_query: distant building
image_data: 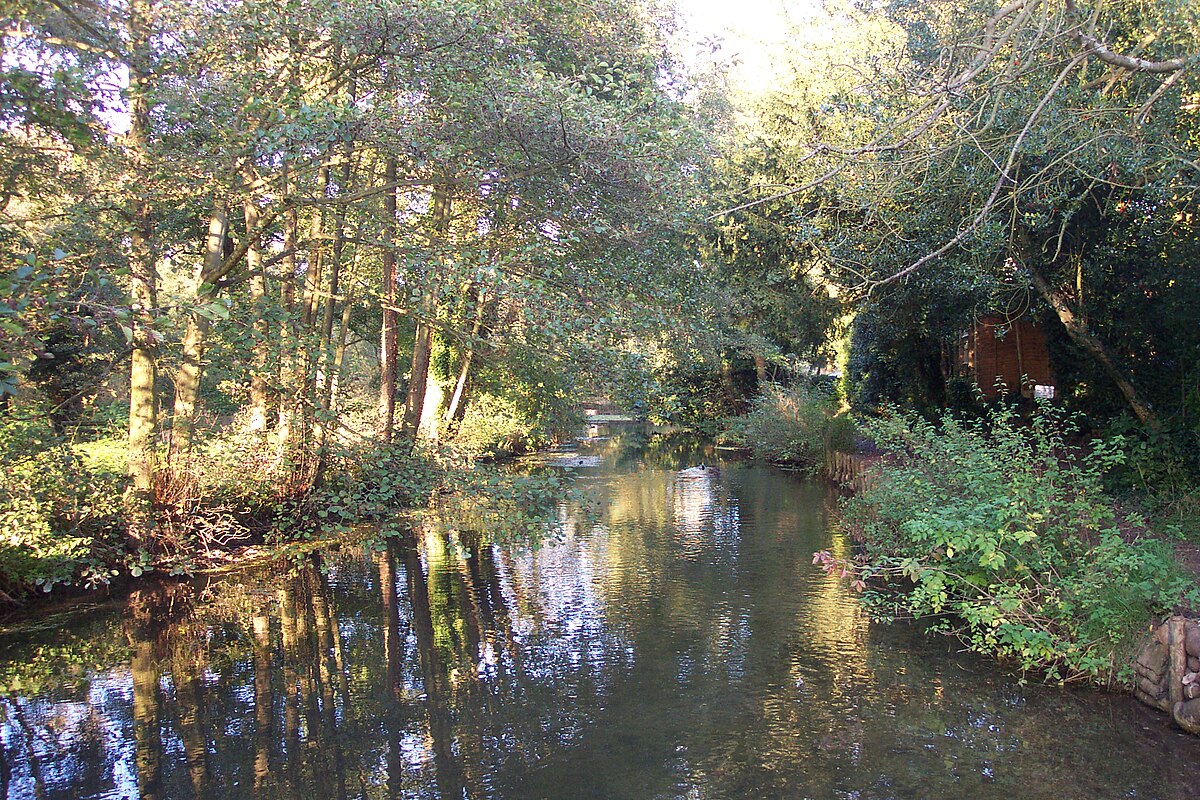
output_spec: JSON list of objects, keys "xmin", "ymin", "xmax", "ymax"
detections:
[{"xmin": 955, "ymin": 315, "xmax": 1056, "ymax": 400}]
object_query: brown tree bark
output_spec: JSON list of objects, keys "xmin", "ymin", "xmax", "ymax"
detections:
[
  {"xmin": 377, "ymin": 157, "xmax": 400, "ymax": 442},
  {"xmin": 1026, "ymin": 262, "xmax": 1159, "ymax": 429},
  {"xmin": 124, "ymin": 0, "xmax": 158, "ymax": 547}
]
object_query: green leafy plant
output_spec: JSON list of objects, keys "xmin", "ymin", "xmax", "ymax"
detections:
[
  {"xmin": 827, "ymin": 404, "xmax": 1197, "ymax": 685},
  {"xmin": 0, "ymin": 413, "xmax": 124, "ymax": 596},
  {"xmin": 722, "ymin": 382, "xmax": 855, "ymax": 473}
]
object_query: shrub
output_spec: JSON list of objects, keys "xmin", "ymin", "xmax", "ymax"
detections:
[
  {"xmin": 0, "ymin": 414, "xmax": 124, "ymax": 595},
  {"xmin": 832, "ymin": 404, "xmax": 1197, "ymax": 685},
  {"xmin": 722, "ymin": 382, "xmax": 855, "ymax": 473},
  {"xmin": 452, "ymin": 393, "xmax": 540, "ymax": 460}
]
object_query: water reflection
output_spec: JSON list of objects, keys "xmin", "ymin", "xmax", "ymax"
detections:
[{"xmin": 0, "ymin": 432, "xmax": 1198, "ymax": 799}]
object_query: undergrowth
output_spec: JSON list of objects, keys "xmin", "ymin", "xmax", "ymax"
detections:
[
  {"xmin": 822, "ymin": 404, "xmax": 1199, "ymax": 686},
  {"xmin": 722, "ymin": 382, "xmax": 855, "ymax": 474}
]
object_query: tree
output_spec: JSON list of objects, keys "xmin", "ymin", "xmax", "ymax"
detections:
[{"xmin": 720, "ymin": 0, "xmax": 1199, "ymax": 423}]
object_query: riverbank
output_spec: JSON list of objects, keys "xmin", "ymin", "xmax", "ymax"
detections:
[{"xmin": 817, "ymin": 406, "xmax": 1200, "ymax": 735}]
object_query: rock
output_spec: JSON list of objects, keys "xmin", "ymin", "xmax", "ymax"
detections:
[
  {"xmin": 1173, "ymin": 699, "xmax": 1200, "ymax": 735},
  {"xmin": 1134, "ymin": 639, "xmax": 1168, "ymax": 684},
  {"xmin": 1190, "ymin": 656, "xmax": 1200, "ymax": 672},
  {"xmin": 1137, "ymin": 674, "xmax": 1166, "ymax": 698},
  {"xmin": 1135, "ymin": 687, "xmax": 1172, "ymax": 713},
  {"xmin": 1186, "ymin": 623, "xmax": 1200, "ymax": 658},
  {"xmin": 1156, "ymin": 623, "xmax": 1171, "ymax": 647},
  {"xmin": 1187, "ymin": 683, "xmax": 1200, "ymax": 701}
]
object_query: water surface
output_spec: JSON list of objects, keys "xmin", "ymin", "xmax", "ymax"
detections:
[{"xmin": 1, "ymin": 430, "xmax": 1197, "ymax": 799}]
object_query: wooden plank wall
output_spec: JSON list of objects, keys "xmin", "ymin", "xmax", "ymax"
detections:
[{"xmin": 967, "ymin": 316, "xmax": 1054, "ymax": 399}]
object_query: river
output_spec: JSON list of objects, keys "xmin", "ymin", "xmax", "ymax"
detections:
[{"xmin": 1, "ymin": 428, "xmax": 1197, "ymax": 799}]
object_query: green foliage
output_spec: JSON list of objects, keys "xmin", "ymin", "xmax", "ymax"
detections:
[
  {"xmin": 642, "ymin": 355, "xmax": 752, "ymax": 430},
  {"xmin": 0, "ymin": 414, "xmax": 123, "ymax": 595},
  {"xmin": 838, "ymin": 404, "xmax": 1197, "ymax": 685},
  {"xmin": 722, "ymin": 382, "xmax": 854, "ymax": 472},
  {"xmin": 272, "ymin": 441, "xmax": 449, "ymax": 541},
  {"xmin": 1105, "ymin": 417, "xmax": 1200, "ymax": 541},
  {"xmin": 453, "ymin": 393, "xmax": 541, "ymax": 460}
]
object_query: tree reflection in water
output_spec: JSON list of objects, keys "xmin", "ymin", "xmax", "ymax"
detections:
[{"xmin": 0, "ymin": 442, "xmax": 1199, "ymax": 799}]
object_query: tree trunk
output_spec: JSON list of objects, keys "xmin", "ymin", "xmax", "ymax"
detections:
[
  {"xmin": 753, "ymin": 352, "xmax": 768, "ymax": 387},
  {"xmin": 377, "ymin": 157, "xmax": 399, "ymax": 442},
  {"xmin": 170, "ymin": 202, "xmax": 229, "ymax": 458},
  {"xmin": 1026, "ymin": 263, "xmax": 1159, "ymax": 429},
  {"xmin": 277, "ymin": 169, "xmax": 299, "ymax": 445},
  {"xmin": 312, "ymin": 152, "xmax": 354, "ymax": 481},
  {"xmin": 443, "ymin": 287, "xmax": 490, "ymax": 426},
  {"xmin": 124, "ymin": 0, "xmax": 158, "ymax": 547},
  {"xmin": 401, "ymin": 184, "xmax": 451, "ymax": 440},
  {"xmin": 402, "ymin": 320, "xmax": 434, "ymax": 439},
  {"xmin": 329, "ymin": 282, "xmax": 355, "ymax": 414},
  {"xmin": 246, "ymin": 192, "xmax": 270, "ymax": 435},
  {"xmin": 295, "ymin": 168, "xmax": 329, "ymax": 445}
]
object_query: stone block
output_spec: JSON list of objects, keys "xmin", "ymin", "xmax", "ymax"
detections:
[{"xmin": 1173, "ymin": 698, "xmax": 1200, "ymax": 735}]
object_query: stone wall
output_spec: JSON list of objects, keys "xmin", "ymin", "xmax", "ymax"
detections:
[{"xmin": 1133, "ymin": 616, "xmax": 1200, "ymax": 734}]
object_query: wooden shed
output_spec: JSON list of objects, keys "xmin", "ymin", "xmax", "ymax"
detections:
[{"xmin": 956, "ymin": 315, "xmax": 1056, "ymax": 400}]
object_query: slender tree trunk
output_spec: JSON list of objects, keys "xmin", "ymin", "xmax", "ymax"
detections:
[
  {"xmin": 377, "ymin": 157, "xmax": 399, "ymax": 442},
  {"xmin": 403, "ymin": 321, "xmax": 434, "ymax": 440},
  {"xmin": 246, "ymin": 191, "xmax": 270, "ymax": 435},
  {"xmin": 329, "ymin": 281, "xmax": 356, "ymax": 413},
  {"xmin": 125, "ymin": 0, "xmax": 158, "ymax": 546},
  {"xmin": 312, "ymin": 154, "xmax": 354, "ymax": 482},
  {"xmin": 1026, "ymin": 262, "xmax": 1159, "ymax": 428},
  {"xmin": 293, "ymin": 168, "xmax": 329, "ymax": 449},
  {"xmin": 278, "ymin": 168, "xmax": 299, "ymax": 446},
  {"xmin": 170, "ymin": 201, "xmax": 229, "ymax": 457},
  {"xmin": 443, "ymin": 288, "xmax": 490, "ymax": 426},
  {"xmin": 319, "ymin": 140, "xmax": 354, "ymax": 406},
  {"xmin": 753, "ymin": 352, "xmax": 768, "ymax": 387},
  {"xmin": 401, "ymin": 184, "xmax": 451, "ymax": 439}
]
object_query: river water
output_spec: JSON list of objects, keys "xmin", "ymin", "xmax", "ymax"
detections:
[{"xmin": 1, "ymin": 429, "xmax": 1198, "ymax": 799}]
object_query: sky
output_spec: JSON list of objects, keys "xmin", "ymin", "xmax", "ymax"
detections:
[{"xmin": 672, "ymin": 0, "xmax": 817, "ymax": 89}]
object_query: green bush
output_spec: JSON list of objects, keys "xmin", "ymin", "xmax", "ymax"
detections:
[
  {"xmin": 0, "ymin": 414, "xmax": 124, "ymax": 595},
  {"xmin": 722, "ymin": 382, "xmax": 855, "ymax": 473},
  {"xmin": 452, "ymin": 393, "xmax": 541, "ymax": 460},
  {"xmin": 1104, "ymin": 416, "xmax": 1200, "ymax": 541},
  {"xmin": 834, "ymin": 404, "xmax": 1197, "ymax": 685}
]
